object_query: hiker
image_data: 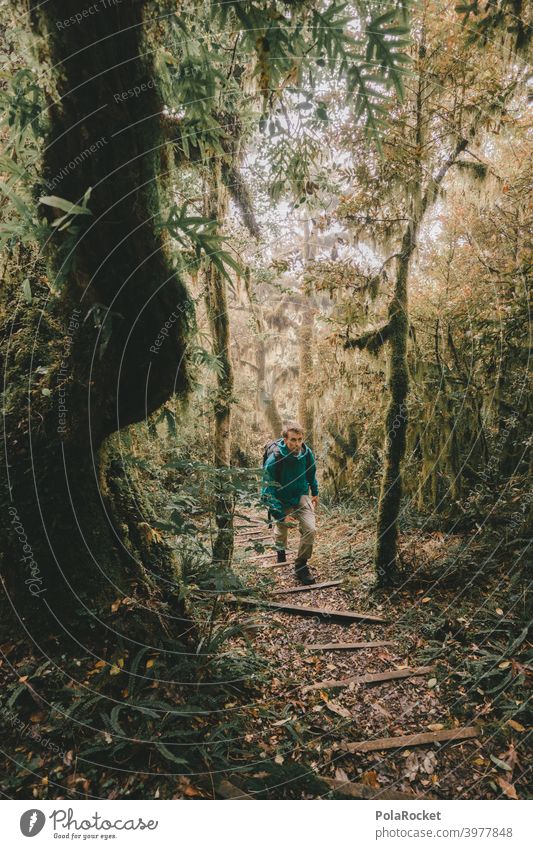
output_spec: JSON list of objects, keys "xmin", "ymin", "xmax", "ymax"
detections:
[{"xmin": 261, "ymin": 420, "xmax": 319, "ymax": 585}]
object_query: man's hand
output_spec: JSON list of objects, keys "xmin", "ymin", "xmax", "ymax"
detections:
[
  {"xmin": 311, "ymin": 495, "xmax": 319, "ymax": 509},
  {"xmin": 280, "ymin": 518, "xmax": 298, "ymax": 528}
]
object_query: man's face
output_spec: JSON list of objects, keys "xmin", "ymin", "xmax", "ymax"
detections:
[{"xmin": 285, "ymin": 429, "xmax": 304, "ymax": 454}]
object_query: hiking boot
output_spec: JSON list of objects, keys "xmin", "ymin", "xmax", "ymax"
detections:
[
  {"xmin": 294, "ymin": 559, "xmax": 315, "ymax": 585},
  {"xmin": 276, "ymin": 549, "xmax": 287, "ymax": 564}
]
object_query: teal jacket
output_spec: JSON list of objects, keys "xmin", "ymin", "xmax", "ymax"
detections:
[{"xmin": 261, "ymin": 439, "xmax": 319, "ymax": 521}]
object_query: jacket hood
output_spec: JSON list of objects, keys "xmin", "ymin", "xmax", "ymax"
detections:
[{"xmin": 279, "ymin": 439, "xmax": 309, "ymax": 458}]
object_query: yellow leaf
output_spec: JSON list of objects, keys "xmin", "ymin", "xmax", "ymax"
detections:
[
  {"xmin": 427, "ymin": 723, "xmax": 444, "ymax": 731},
  {"xmin": 109, "ymin": 664, "xmax": 121, "ymax": 676},
  {"xmin": 274, "ymin": 754, "xmax": 284, "ymax": 765},
  {"xmin": 146, "ymin": 659, "xmax": 155, "ymax": 669},
  {"xmin": 427, "ymin": 678, "xmax": 437, "ymax": 688},
  {"xmin": 496, "ymin": 608, "xmax": 504, "ymax": 615},
  {"xmin": 498, "ymin": 660, "xmax": 510, "ymax": 669},
  {"xmin": 507, "ymin": 719, "xmax": 526, "ymax": 732},
  {"xmin": 421, "ymin": 597, "xmax": 431, "ymax": 603}
]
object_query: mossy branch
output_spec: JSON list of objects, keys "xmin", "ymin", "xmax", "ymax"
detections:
[
  {"xmin": 221, "ymin": 161, "xmax": 261, "ymax": 239},
  {"xmin": 344, "ymin": 323, "xmax": 391, "ymax": 355}
]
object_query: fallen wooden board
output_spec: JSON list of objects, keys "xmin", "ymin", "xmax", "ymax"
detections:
[
  {"xmin": 339, "ymin": 726, "xmax": 479, "ymax": 754},
  {"xmin": 303, "ymin": 666, "xmax": 433, "ymax": 692},
  {"xmin": 229, "ymin": 597, "xmax": 387, "ymax": 624},
  {"xmin": 304, "ymin": 640, "xmax": 395, "ymax": 651},
  {"xmin": 272, "ymin": 580, "xmax": 342, "ymax": 595},
  {"xmin": 216, "ymin": 780, "xmax": 253, "ymax": 800},
  {"xmin": 322, "ymin": 777, "xmax": 424, "ymax": 800},
  {"xmin": 235, "ymin": 529, "xmax": 270, "ymax": 536}
]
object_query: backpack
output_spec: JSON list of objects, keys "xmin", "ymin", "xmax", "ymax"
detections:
[{"xmin": 262, "ymin": 438, "xmax": 315, "ymax": 487}]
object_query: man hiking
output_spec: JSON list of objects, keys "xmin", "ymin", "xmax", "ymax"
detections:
[{"xmin": 261, "ymin": 421, "xmax": 319, "ymax": 585}]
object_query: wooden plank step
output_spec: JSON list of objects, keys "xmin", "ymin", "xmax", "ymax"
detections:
[
  {"xmin": 303, "ymin": 666, "xmax": 434, "ymax": 693},
  {"xmin": 229, "ymin": 597, "xmax": 387, "ymax": 624},
  {"xmin": 235, "ymin": 529, "xmax": 269, "ymax": 536},
  {"xmin": 304, "ymin": 640, "xmax": 395, "ymax": 651},
  {"xmin": 339, "ymin": 726, "xmax": 479, "ymax": 754},
  {"xmin": 322, "ymin": 777, "xmax": 424, "ymax": 800},
  {"xmin": 272, "ymin": 580, "xmax": 342, "ymax": 595},
  {"xmin": 216, "ymin": 779, "xmax": 253, "ymax": 800}
]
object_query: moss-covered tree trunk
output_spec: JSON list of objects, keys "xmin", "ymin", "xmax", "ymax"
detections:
[
  {"xmin": 0, "ymin": 1, "xmax": 192, "ymax": 636},
  {"xmin": 374, "ymin": 27, "xmax": 467, "ymax": 585},
  {"xmin": 204, "ymin": 163, "xmax": 235, "ymax": 566},
  {"xmin": 374, "ymin": 226, "xmax": 412, "ymax": 584},
  {"xmin": 254, "ymin": 310, "xmax": 283, "ymax": 435},
  {"xmin": 298, "ymin": 218, "xmax": 316, "ymax": 443}
]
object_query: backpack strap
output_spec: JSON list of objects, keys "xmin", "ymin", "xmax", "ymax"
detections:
[{"xmin": 270, "ymin": 440, "xmax": 284, "ymax": 484}]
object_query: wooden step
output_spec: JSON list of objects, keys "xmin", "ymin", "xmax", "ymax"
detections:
[
  {"xmin": 322, "ymin": 777, "xmax": 424, "ymax": 800},
  {"xmin": 338, "ymin": 726, "xmax": 479, "ymax": 754},
  {"xmin": 216, "ymin": 779, "xmax": 253, "ymax": 800},
  {"xmin": 303, "ymin": 666, "xmax": 434, "ymax": 693},
  {"xmin": 228, "ymin": 597, "xmax": 387, "ymax": 624},
  {"xmin": 304, "ymin": 640, "xmax": 395, "ymax": 651},
  {"xmin": 272, "ymin": 580, "xmax": 342, "ymax": 595}
]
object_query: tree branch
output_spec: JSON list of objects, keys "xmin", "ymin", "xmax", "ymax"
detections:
[{"xmin": 344, "ymin": 323, "xmax": 391, "ymax": 355}]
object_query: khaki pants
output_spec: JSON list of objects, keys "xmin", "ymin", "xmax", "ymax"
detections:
[{"xmin": 273, "ymin": 494, "xmax": 316, "ymax": 562}]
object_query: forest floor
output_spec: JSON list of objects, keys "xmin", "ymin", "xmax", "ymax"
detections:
[
  {"xmin": 215, "ymin": 501, "xmax": 531, "ymax": 800},
  {"xmin": 0, "ymin": 502, "xmax": 529, "ymax": 800}
]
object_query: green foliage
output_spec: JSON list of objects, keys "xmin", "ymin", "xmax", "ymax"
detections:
[{"xmin": 163, "ymin": 202, "xmax": 242, "ymax": 284}]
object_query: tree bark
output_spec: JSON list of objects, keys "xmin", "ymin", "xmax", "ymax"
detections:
[
  {"xmin": 204, "ymin": 163, "xmax": 235, "ymax": 566},
  {"xmin": 0, "ymin": 1, "xmax": 193, "ymax": 634},
  {"xmin": 298, "ymin": 218, "xmax": 316, "ymax": 443},
  {"xmin": 375, "ymin": 135, "xmax": 468, "ymax": 583},
  {"xmin": 374, "ymin": 226, "xmax": 412, "ymax": 584}
]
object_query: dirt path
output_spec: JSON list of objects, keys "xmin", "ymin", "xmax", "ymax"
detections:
[{"xmin": 217, "ymin": 505, "xmax": 522, "ymax": 800}]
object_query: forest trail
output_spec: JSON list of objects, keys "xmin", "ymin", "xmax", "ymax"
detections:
[{"xmin": 215, "ymin": 504, "xmax": 511, "ymax": 800}]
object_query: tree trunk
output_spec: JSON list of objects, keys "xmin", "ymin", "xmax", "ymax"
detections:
[
  {"xmin": 204, "ymin": 164, "xmax": 235, "ymax": 566},
  {"xmin": 0, "ymin": 1, "xmax": 192, "ymax": 634},
  {"xmin": 298, "ymin": 218, "xmax": 316, "ymax": 443},
  {"xmin": 374, "ymin": 226, "xmax": 412, "ymax": 584},
  {"xmin": 254, "ymin": 310, "xmax": 283, "ymax": 436},
  {"xmin": 373, "ymin": 18, "xmax": 471, "ymax": 584}
]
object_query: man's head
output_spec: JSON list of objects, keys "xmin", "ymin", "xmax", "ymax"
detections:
[{"xmin": 282, "ymin": 420, "xmax": 304, "ymax": 455}]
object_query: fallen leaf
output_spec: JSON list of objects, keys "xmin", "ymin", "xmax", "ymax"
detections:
[
  {"xmin": 506, "ymin": 719, "xmax": 525, "ymax": 733},
  {"xmin": 325, "ymin": 701, "xmax": 351, "ymax": 718},
  {"xmin": 427, "ymin": 723, "xmax": 444, "ymax": 731},
  {"xmin": 361, "ymin": 770, "xmax": 380, "ymax": 788},
  {"xmin": 490, "ymin": 754, "xmax": 512, "ymax": 772},
  {"xmin": 496, "ymin": 776, "xmax": 518, "ymax": 799},
  {"xmin": 427, "ymin": 678, "xmax": 437, "ymax": 688}
]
